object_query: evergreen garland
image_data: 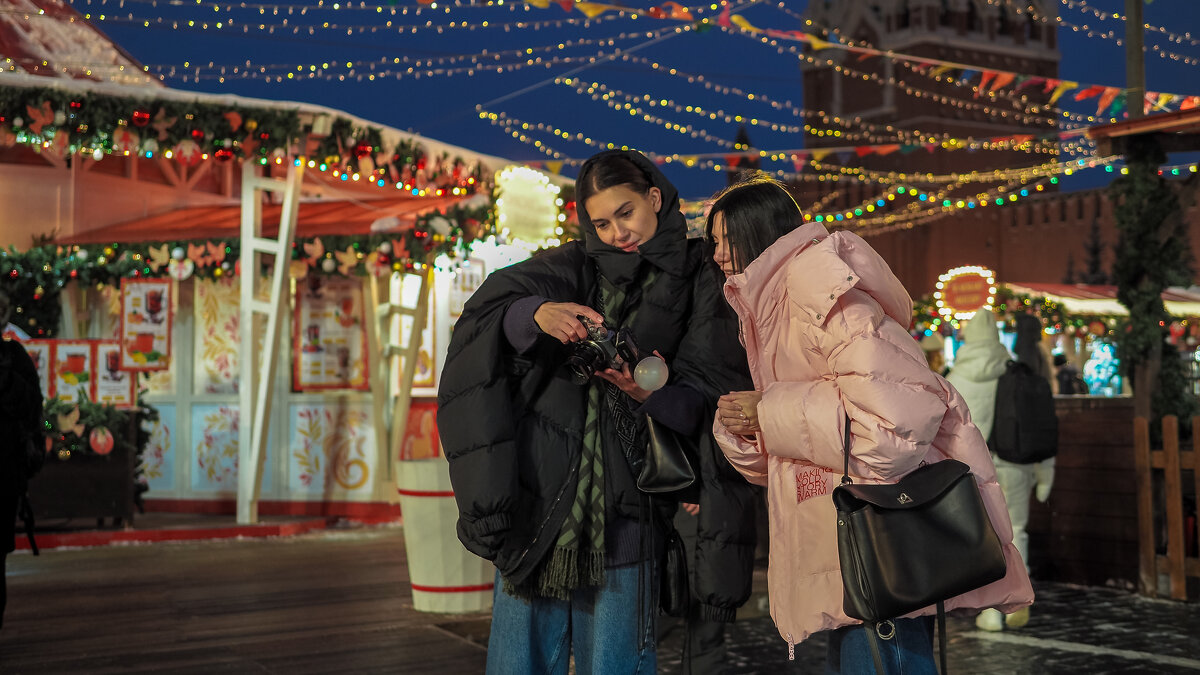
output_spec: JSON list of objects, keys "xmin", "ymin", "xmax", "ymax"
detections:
[
  {"xmin": 0, "ymin": 200, "xmax": 497, "ymax": 338},
  {"xmin": 1110, "ymin": 134, "xmax": 1196, "ymax": 428}
]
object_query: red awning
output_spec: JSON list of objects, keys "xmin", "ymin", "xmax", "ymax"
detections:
[{"xmin": 60, "ymin": 194, "xmax": 468, "ymax": 245}]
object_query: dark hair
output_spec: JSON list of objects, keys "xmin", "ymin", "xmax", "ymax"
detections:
[
  {"xmin": 705, "ymin": 178, "xmax": 803, "ymax": 274},
  {"xmin": 576, "ymin": 154, "xmax": 652, "ymax": 205},
  {"xmin": 1053, "ymin": 353, "xmax": 1068, "ymax": 367}
]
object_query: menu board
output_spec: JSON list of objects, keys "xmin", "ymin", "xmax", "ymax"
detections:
[
  {"xmin": 293, "ymin": 276, "xmax": 369, "ymax": 391},
  {"xmin": 119, "ymin": 278, "xmax": 172, "ymax": 371},
  {"xmin": 52, "ymin": 340, "xmax": 95, "ymax": 404},
  {"xmin": 94, "ymin": 340, "xmax": 136, "ymax": 408}
]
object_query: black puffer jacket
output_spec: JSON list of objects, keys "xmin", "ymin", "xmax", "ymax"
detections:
[
  {"xmin": 1, "ymin": 340, "xmax": 45, "ymax": 555},
  {"xmin": 438, "ymin": 151, "xmax": 757, "ymax": 619}
]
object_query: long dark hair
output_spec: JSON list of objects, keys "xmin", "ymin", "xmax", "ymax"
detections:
[
  {"xmin": 705, "ymin": 178, "xmax": 804, "ymax": 274},
  {"xmin": 576, "ymin": 153, "xmax": 653, "ymax": 204}
]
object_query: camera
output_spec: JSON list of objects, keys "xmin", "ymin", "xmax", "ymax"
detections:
[{"xmin": 565, "ymin": 317, "xmax": 644, "ymax": 385}]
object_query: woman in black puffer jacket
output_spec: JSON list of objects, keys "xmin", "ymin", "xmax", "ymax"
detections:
[
  {"xmin": 0, "ymin": 288, "xmax": 46, "ymax": 630},
  {"xmin": 438, "ymin": 150, "xmax": 757, "ymax": 673}
]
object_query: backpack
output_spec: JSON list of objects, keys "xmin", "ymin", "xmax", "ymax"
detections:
[{"xmin": 989, "ymin": 360, "xmax": 1058, "ymax": 464}]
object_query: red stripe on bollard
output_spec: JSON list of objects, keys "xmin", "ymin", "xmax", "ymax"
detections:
[
  {"xmin": 396, "ymin": 489, "xmax": 455, "ymax": 497},
  {"xmin": 410, "ymin": 583, "xmax": 495, "ymax": 594}
]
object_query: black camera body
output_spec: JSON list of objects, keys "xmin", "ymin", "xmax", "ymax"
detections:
[{"xmin": 565, "ymin": 317, "xmax": 643, "ymax": 385}]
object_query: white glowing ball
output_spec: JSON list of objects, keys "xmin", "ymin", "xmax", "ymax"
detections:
[{"xmin": 634, "ymin": 355, "xmax": 669, "ymax": 392}]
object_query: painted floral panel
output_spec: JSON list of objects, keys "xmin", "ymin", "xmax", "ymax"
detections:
[
  {"xmin": 194, "ymin": 278, "xmax": 241, "ymax": 394},
  {"xmin": 288, "ymin": 402, "xmax": 376, "ymax": 494},
  {"xmin": 139, "ymin": 403, "xmax": 176, "ymax": 493}
]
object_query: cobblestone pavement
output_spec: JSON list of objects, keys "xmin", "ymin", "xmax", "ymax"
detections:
[{"xmin": 657, "ymin": 580, "xmax": 1200, "ymax": 674}]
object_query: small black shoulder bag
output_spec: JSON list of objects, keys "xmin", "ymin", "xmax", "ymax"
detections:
[{"xmin": 832, "ymin": 414, "xmax": 1007, "ymax": 674}]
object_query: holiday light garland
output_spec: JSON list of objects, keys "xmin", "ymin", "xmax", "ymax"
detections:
[
  {"xmin": 1061, "ymin": 0, "xmax": 1200, "ymax": 48},
  {"xmin": 0, "ymin": 82, "xmax": 492, "ymax": 195},
  {"xmin": 138, "ymin": 26, "xmax": 646, "ymax": 83},
  {"xmin": 62, "ymin": 8, "xmax": 626, "ymax": 37},
  {"xmin": 0, "ymin": 198, "xmax": 494, "ymax": 340},
  {"xmin": 798, "ymin": 18, "xmax": 1113, "ymax": 128}
]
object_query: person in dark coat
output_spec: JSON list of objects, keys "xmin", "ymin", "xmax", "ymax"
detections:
[
  {"xmin": 1054, "ymin": 353, "xmax": 1088, "ymax": 395},
  {"xmin": 438, "ymin": 150, "xmax": 757, "ymax": 673},
  {"xmin": 0, "ymin": 288, "xmax": 46, "ymax": 630}
]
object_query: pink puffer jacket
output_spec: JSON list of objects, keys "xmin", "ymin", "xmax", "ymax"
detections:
[{"xmin": 713, "ymin": 223, "xmax": 1034, "ymax": 652}]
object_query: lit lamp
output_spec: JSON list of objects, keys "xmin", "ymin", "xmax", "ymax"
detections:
[{"xmin": 494, "ymin": 165, "xmax": 563, "ymax": 247}]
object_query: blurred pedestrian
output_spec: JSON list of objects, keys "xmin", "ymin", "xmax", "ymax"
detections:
[
  {"xmin": 1054, "ymin": 353, "xmax": 1088, "ymax": 395},
  {"xmin": 975, "ymin": 313, "xmax": 1057, "ymax": 632}
]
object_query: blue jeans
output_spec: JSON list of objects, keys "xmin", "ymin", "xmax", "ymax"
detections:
[
  {"xmin": 486, "ymin": 561, "xmax": 657, "ymax": 675},
  {"xmin": 824, "ymin": 617, "xmax": 937, "ymax": 675}
]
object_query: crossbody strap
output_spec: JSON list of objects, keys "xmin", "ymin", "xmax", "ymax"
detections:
[
  {"xmin": 840, "ymin": 412, "xmax": 852, "ymax": 485},
  {"xmin": 863, "ymin": 604, "xmax": 947, "ymax": 675}
]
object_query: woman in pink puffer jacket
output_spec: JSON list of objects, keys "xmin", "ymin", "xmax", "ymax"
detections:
[{"xmin": 707, "ymin": 177, "xmax": 1034, "ymax": 673}]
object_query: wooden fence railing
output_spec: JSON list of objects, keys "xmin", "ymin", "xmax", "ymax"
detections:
[{"xmin": 1134, "ymin": 415, "xmax": 1199, "ymax": 600}]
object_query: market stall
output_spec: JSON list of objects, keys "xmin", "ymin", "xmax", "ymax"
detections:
[
  {"xmin": 910, "ymin": 268, "xmax": 1200, "ymax": 589},
  {"xmin": 911, "ymin": 267, "xmax": 1200, "ymax": 396}
]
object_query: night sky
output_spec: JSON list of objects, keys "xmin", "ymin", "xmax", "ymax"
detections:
[{"xmin": 82, "ymin": 0, "xmax": 1200, "ymax": 201}]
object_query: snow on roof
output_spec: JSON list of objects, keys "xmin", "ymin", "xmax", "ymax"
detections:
[
  {"xmin": 1005, "ymin": 282, "xmax": 1200, "ymax": 317},
  {"xmin": 0, "ymin": 4, "xmax": 562, "ymax": 181},
  {"xmin": 0, "ymin": 0, "xmax": 158, "ymax": 86}
]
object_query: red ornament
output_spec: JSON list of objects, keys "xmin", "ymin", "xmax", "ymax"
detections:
[
  {"xmin": 89, "ymin": 426, "xmax": 115, "ymax": 455},
  {"xmin": 354, "ymin": 141, "xmax": 373, "ymax": 159},
  {"xmin": 214, "ymin": 148, "xmax": 235, "ymax": 162},
  {"xmin": 191, "ymin": 128, "xmax": 205, "ymax": 141},
  {"xmin": 131, "ymin": 109, "xmax": 151, "ymax": 127}
]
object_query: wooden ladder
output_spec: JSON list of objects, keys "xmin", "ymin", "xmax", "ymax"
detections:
[
  {"xmin": 237, "ymin": 160, "xmax": 304, "ymax": 524},
  {"xmin": 366, "ymin": 267, "xmax": 433, "ymax": 484}
]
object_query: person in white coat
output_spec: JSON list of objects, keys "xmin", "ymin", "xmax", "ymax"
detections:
[
  {"xmin": 946, "ymin": 310, "xmax": 1010, "ymax": 443},
  {"xmin": 947, "ymin": 310, "xmax": 1051, "ymax": 632}
]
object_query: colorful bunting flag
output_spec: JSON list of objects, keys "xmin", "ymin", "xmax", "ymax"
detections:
[
  {"xmin": 574, "ymin": 2, "xmax": 612, "ymax": 17},
  {"xmin": 977, "ymin": 71, "xmax": 996, "ymax": 96},
  {"xmin": 1072, "ymin": 85, "xmax": 1105, "ymax": 102},
  {"xmin": 1048, "ymin": 81, "xmax": 1078, "ymax": 105},
  {"xmin": 989, "ymin": 72, "xmax": 1016, "ymax": 91},
  {"xmin": 729, "ymin": 14, "xmax": 761, "ymax": 33},
  {"xmin": 1095, "ymin": 87, "xmax": 1119, "ymax": 115}
]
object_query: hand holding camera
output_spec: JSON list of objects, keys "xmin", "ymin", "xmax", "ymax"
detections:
[
  {"xmin": 563, "ymin": 315, "xmax": 669, "ymax": 400},
  {"xmin": 534, "ymin": 302, "xmax": 605, "ymax": 344}
]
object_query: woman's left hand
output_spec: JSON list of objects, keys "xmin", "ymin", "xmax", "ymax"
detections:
[
  {"xmin": 596, "ymin": 361, "xmax": 653, "ymax": 403},
  {"xmin": 718, "ymin": 391, "xmax": 762, "ymax": 434}
]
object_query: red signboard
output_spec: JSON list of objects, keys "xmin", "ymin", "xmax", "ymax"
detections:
[{"xmin": 941, "ymin": 273, "xmax": 990, "ymax": 314}]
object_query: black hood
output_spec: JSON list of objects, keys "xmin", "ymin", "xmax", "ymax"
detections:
[
  {"xmin": 1014, "ymin": 313, "xmax": 1045, "ymax": 372},
  {"xmin": 575, "ymin": 150, "xmax": 691, "ymax": 286}
]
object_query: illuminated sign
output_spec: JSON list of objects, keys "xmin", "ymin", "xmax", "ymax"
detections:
[{"xmin": 934, "ymin": 266, "xmax": 996, "ymax": 320}]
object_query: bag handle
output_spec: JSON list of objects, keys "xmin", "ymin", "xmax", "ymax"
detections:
[{"xmin": 840, "ymin": 412, "xmax": 852, "ymax": 485}]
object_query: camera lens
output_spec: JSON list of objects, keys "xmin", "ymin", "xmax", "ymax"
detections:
[{"xmin": 566, "ymin": 341, "xmax": 607, "ymax": 385}]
